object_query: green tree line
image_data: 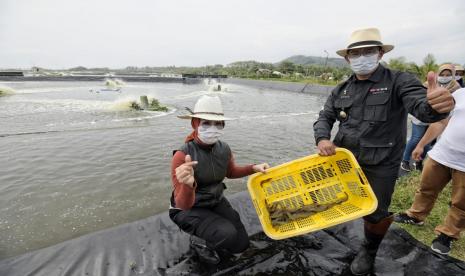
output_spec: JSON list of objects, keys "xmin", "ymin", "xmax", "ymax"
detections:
[
  {"xmin": 60, "ymin": 53, "xmax": 462, "ymax": 86},
  {"xmin": 154, "ymin": 53, "xmax": 460, "ymax": 84},
  {"xmin": 387, "ymin": 54, "xmax": 439, "ymax": 82},
  {"xmin": 226, "ymin": 54, "xmax": 462, "ymax": 82}
]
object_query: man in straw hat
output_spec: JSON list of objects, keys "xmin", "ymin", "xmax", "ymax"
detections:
[
  {"xmin": 169, "ymin": 95, "xmax": 269, "ymax": 264},
  {"xmin": 313, "ymin": 27, "xmax": 455, "ymax": 275}
]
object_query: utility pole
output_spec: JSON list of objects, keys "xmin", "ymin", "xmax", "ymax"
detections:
[
  {"xmin": 324, "ymin": 50, "xmax": 329, "ymax": 71},
  {"xmin": 323, "ymin": 50, "xmax": 329, "ymax": 83}
]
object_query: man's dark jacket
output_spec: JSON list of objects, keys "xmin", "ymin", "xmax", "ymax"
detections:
[{"xmin": 313, "ymin": 65, "xmax": 447, "ymax": 174}]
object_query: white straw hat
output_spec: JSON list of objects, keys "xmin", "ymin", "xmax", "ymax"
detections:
[
  {"xmin": 178, "ymin": 95, "xmax": 233, "ymax": 121},
  {"xmin": 336, "ymin": 28, "xmax": 394, "ymax": 57}
]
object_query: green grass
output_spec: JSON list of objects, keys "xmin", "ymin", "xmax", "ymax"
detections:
[{"xmin": 390, "ymin": 171, "xmax": 465, "ymax": 260}]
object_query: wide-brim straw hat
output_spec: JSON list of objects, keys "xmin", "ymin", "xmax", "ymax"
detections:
[
  {"xmin": 177, "ymin": 95, "xmax": 233, "ymax": 121},
  {"xmin": 455, "ymin": 64, "xmax": 464, "ymax": 72},
  {"xmin": 336, "ymin": 28, "xmax": 394, "ymax": 57}
]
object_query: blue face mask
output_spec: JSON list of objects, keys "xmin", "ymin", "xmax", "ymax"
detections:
[{"xmin": 349, "ymin": 54, "xmax": 380, "ymax": 75}]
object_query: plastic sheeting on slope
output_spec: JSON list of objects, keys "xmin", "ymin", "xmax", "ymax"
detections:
[{"xmin": 0, "ymin": 191, "xmax": 464, "ymax": 276}]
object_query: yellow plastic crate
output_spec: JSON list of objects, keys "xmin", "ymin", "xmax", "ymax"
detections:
[{"xmin": 247, "ymin": 148, "xmax": 378, "ymax": 240}]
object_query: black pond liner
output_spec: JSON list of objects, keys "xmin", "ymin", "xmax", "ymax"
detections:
[{"xmin": 0, "ymin": 191, "xmax": 464, "ymax": 276}]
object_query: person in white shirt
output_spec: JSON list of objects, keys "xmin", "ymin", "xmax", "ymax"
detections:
[{"xmin": 395, "ymin": 88, "xmax": 465, "ymax": 255}]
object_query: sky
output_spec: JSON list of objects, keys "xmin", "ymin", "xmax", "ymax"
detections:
[{"xmin": 1, "ymin": 0, "xmax": 464, "ymax": 69}]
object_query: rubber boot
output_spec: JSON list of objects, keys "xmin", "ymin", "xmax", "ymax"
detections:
[
  {"xmin": 350, "ymin": 215, "xmax": 393, "ymax": 275},
  {"xmin": 190, "ymin": 235, "xmax": 220, "ymax": 265}
]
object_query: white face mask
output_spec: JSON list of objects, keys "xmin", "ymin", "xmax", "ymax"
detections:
[
  {"xmin": 455, "ymin": 75, "xmax": 463, "ymax": 81},
  {"xmin": 438, "ymin": 76, "xmax": 453, "ymax": 84},
  {"xmin": 198, "ymin": 124, "xmax": 224, "ymax": 145},
  {"xmin": 349, "ymin": 54, "xmax": 380, "ymax": 75}
]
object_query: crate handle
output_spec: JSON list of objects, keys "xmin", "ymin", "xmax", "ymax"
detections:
[{"xmin": 356, "ymin": 169, "xmax": 366, "ymax": 185}]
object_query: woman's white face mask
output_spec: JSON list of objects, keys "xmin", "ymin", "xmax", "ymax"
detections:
[
  {"xmin": 438, "ymin": 76, "xmax": 453, "ymax": 84},
  {"xmin": 348, "ymin": 54, "xmax": 380, "ymax": 75},
  {"xmin": 198, "ymin": 120, "xmax": 224, "ymax": 144}
]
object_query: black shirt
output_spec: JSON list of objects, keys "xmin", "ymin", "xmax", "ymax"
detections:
[{"xmin": 313, "ymin": 65, "xmax": 447, "ymax": 170}]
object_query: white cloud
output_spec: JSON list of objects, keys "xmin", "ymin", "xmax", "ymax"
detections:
[{"xmin": 1, "ymin": 0, "xmax": 464, "ymax": 68}]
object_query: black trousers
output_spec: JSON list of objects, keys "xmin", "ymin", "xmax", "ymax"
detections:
[
  {"xmin": 362, "ymin": 165, "xmax": 398, "ymax": 224},
  {"xmin": 169, "ymin": 197, "xmax": 250, "ymax": 254}
]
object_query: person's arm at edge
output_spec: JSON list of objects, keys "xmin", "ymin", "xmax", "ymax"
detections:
[{"xmin": 417, "ymin": 118, "xmax": 450, "ymax": 149}]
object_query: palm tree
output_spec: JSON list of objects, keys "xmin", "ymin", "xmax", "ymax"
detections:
[{"xmin": 409, "ymin": 54, "xmax": 438, "ymax": 81}]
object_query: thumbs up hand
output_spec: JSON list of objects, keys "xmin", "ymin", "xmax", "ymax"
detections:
[
  {"xmin": 426, "ymin": 71, "xmax": 455, "ymax": 113},
  {"xmin": 175, "ymin": 154, "xmax": 198, "ymax": 187}
]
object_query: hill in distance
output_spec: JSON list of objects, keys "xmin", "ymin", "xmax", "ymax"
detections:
[{"xmin": 281, "ymin": 55, "xmax": 348, "ymax": 68}]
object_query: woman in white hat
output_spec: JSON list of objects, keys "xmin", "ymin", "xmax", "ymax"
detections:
[{"xmin": 169, "ymin": 95, "xmax": 269, "ymax": 264}]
